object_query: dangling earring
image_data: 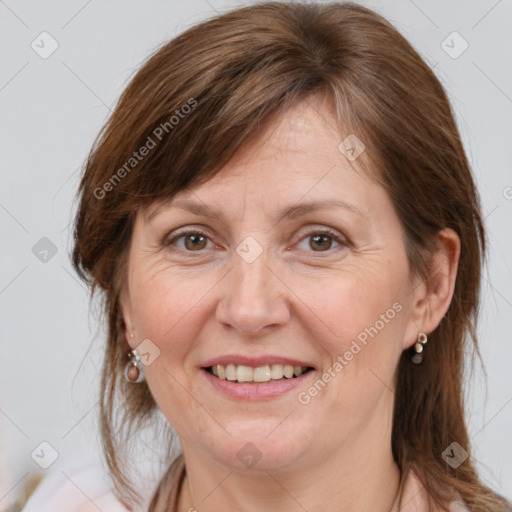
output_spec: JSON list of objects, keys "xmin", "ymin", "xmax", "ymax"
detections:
[
  {"xmin": 412, "ymin": 331, "xmax": 428, "ymax": 364},
  {"xmin": 124, "ymin": 348, "xmax": 145, "ymax": 383}
]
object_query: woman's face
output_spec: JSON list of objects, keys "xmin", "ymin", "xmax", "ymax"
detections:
[{"xmin": 122, "ymin": 96, "xmax": 425, "ymax": 474}]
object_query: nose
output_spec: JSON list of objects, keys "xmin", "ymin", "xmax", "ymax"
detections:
[{"xmin": 215, "ymin": 250, "xmax": 290, "ymax": 336}]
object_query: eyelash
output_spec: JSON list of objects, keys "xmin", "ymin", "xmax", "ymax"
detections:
[{"xmin": 163, "ymin": 227, "xmax": 347, "ymax": 257}]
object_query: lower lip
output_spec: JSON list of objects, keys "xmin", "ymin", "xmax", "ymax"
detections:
[{"xmin": 200, "ymin": 368, "xmax": 315, "ymax": 400}]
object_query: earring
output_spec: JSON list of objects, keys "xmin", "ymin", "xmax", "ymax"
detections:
[
  {"xmin": 124, "ymin": 349, "xmax": 145, "ymax": 383},
  {"xmin": 412, "ymin": 331, "xmax": 428, "ymax": 364}
]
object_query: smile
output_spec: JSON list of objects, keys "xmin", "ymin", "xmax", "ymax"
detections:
[{"xmin": 206, "ymin": 364, "xmax": 313, "ymax": 383}]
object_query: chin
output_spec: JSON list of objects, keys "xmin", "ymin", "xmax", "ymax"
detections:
[{"xmin": 197, "ymin": 418, "xmax": 317, "ymax": 472}]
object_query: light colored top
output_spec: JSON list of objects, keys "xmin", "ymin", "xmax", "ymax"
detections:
[
  {"xmin": 20, "ymin": 464, "xmax": 130, "ymax": 512},
  {"xmin": 22, "ymin": 457, "xmax": 470, "ymax": 512}
]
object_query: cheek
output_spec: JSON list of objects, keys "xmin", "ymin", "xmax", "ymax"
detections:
[
  {"xmin": 288, "ymin": 268, "xmax": 407, "ymax": 433},
  {"xmin": 128, "ymin": 263, "xmax": 219, "ymax": 353},
  {"xmin": 290, "ymin": 267, "xmax": 409, "ymax": 424},
  {"xmin": 127, "ymin": 266, "xmax": 220, "ymax": 436},
  {"xmin": 125, "ymin": 283, "xmax": 205, "ymax": 445},
  {"xmin": 291, "ymin": 265, "xmax": 407, "ymax": 359}
]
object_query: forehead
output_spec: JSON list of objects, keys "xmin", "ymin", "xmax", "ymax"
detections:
[
  {"xmin": 144, "ymin": 96, "xmax": 376, "ymax": 222},
  {"xmin": 216, "ymin": 95, "xmax": 343, "ymax": 174}
]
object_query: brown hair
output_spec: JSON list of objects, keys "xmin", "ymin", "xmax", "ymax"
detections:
[{"xmin": 72, "ymin": 2, "xmax": 511, "ymax": 511}]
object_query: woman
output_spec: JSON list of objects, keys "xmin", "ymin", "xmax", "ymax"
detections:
[{"xmin": 24, "ymin": 1, "xmax": 510, "ymax": 511}]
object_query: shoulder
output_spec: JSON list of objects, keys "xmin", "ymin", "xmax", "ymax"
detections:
[{"xmin": 21, "ymin": 463, "xmax": 130, "ymax": 512}]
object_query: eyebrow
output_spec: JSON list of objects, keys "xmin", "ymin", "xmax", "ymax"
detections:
[{"xmin": 145, "ymin": 198, "xmax": 364, "ymax": 224}]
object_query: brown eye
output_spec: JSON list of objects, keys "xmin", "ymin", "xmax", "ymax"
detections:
[
  {"xmin": 295, "ymin": 229, "xmax": 344, "ymax": 253},
  {"xmin": 164, "ymin": 229, "xmax": 212, "ymax": 254},
  {"xmin": 183, "ymin": 233, "xmax": 207, "ymax": 251},
  {"xmin": 309, "ymin": 234, "xmax": 333, "ymax": 251}
]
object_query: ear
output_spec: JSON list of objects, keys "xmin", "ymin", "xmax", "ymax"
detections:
[
  {"xmin": 403, "ymin": 228, "xmax": 460, "ymax": 349},
  {"xmin": 119, "ymin": 286, "xmax": 136, "ymax": 350}
]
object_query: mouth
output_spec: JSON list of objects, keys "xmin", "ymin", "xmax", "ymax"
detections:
[{"xmin": 204, "ymin": 363, "xmax": 315, "ymax": 384}]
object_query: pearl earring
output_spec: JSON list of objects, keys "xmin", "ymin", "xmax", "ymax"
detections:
[
  {"xmin": 124, "ymin": 347, "xmax": 145, "ymax": 383},
  {"xmin": 412, "ymin": 331, "xmax": 428, "ymax": 364}
]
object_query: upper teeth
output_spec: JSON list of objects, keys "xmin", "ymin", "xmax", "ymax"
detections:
[{"xmin": 211, "ymin": 364, "xmax": 307, "ymax": 382}]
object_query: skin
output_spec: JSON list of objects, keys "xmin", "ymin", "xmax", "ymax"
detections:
[{"xmin": 121, "ymin": 94, "xmax": 460, "ymax": 512}]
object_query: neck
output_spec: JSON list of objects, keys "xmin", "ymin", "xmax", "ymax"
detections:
[{"xmin": 176, "ymin": 418, "xmax": 400, "ymax": 512}]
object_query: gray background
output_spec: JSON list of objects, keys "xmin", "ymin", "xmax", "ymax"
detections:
[{"xmin": 1, "ymin": 0, "xmax": 511, "ymax": 507}]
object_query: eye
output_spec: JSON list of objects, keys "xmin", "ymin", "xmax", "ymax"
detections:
[
  {"xmin": 164, "ymin": 227, "xmax": 347, "ymax": 256},
  {"xmin": 295, "ymin": 228, "xmax": 345, "ymax": 253},
  {"xmin": 164, "ymin": 229, "xmax": 213, "ymax": 253}
]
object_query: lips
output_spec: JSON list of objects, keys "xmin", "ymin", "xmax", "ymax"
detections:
[{"xmin": 201, "ymin": 361, "xmax": 315, "ymax": 399}]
